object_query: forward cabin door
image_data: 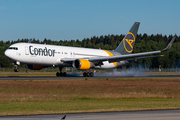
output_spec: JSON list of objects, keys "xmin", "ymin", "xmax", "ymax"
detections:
[{"xmin": 25, "ymin": 46, "xmax": 29, "ymax": 55}]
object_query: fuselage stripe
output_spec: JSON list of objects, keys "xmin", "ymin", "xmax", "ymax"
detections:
[{"xmin": 103, "ymin": 50, "xmax": 117, "ymax": 67}]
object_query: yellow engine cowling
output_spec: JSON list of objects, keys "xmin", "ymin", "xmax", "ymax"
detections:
[
  {"xmin": 26, "ymin": 64, "xmax": 44, "ymax": 70},
  {"xmin": 73, "ymin": 59, "xmax": 94, "ymax": 70}
]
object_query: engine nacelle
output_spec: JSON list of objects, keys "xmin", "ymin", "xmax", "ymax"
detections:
[
  {"xmin": 73, "ymin": 59, "xmax": 94, "ymax": 70},
  {"xmin": 26, "ymin": 64, "xmax": 44, "ymax": 70}
]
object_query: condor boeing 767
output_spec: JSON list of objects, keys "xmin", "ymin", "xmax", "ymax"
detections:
[{"xmin": 4, "ymin": 22, "xmax": 175, "ymax": 77}]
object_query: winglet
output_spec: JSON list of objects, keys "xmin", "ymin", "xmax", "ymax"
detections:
[{"xmin": 161, "ymin": 37, "xmax": 176, "ymax": 52}]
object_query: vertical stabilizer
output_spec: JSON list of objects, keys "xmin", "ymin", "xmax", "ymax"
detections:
[{"xmin": 115, "ymin": 22, "xmax": 140, "ymax": 54}]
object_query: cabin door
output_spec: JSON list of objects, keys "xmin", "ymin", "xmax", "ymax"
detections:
[{"xmin": 25, "ymin": 46, "xmax": 29, "ymax": 55}]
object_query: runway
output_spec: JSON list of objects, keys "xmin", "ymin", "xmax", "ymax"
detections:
[
  {"xmin": 1, "ymin": 110, "xmax": 180, "ymax": 120},
  {"xmin": 0, "ymin": 74, "xmax": 180, "ymax": 80}
]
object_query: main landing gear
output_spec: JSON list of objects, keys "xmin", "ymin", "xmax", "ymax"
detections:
[
  {"xmin": 55, "ymin": 67, "xmax": 94, "ymax": 77},
  {"xmin": 56, "ymin": 67, "xmax": 67, "ymax": 77},
  {"xmin": 83, "ymin": 72, "xmax": 94, "ymax": 77}
]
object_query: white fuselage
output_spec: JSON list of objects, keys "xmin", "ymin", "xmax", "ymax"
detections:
[{"xmin": 4, "ymin": 43, "xmax": 126, "ymax": 69}]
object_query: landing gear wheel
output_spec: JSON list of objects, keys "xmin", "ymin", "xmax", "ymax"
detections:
[
  {"xmin": 56, "ymin": 72, "xmax": 60, "ymax": 77},
  {"xmin": 90, "ymin": 72, "xmax": 94, "ymax": 77},
  {"xmin": 62, "ymin": 72, "xmax": 67, "ymax": 76},
  {"xmin": 14, "ymin": 68, "xmax": 19, "ymax": 72},
  {"xmin": 86, "ymin": 72, "xmax": 90, "ymax": 77},
  {"xmin": 56, "ymin": 72, "xmax": 67, "ymax": 77},
  {"xmin": 83, "ymin": 72, "xmax": 87, "ymax": 77},
  {"xmin": 56, "ymin": 67, "xmax": 67, "ymax": 77},
  {"xmin": 83, "ymin": 72, "xmax": 94, "ymax": 77},
  {"xmin": 14, "ymin": 64, "xmax": 19, "ymax": 72}
]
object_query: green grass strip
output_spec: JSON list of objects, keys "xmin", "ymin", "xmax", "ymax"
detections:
[{"xmin": 0, "ymin": 98, "xmax": 180, "ymax": 116}]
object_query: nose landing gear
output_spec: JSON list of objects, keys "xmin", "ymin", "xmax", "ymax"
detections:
[
  {"xmin": 14, "ymin": 65, "xmax": 19, "ymax": 72},
  {"xmin": 13, "ymin": 62, "xmax": 20, "ymax": 72}
]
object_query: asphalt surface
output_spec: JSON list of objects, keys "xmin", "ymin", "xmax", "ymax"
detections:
[
  {"xmin": 1, "ymin": 110, "xmax": 180, "ymax": 120},
  {"xmin": 0, "ymin": 74, "xmax": 180, "ymax": 80}
]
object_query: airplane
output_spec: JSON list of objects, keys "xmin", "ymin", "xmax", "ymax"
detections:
[{"xmin": 4, "ymin": 22, "xmax": 175, "ymax": 77}]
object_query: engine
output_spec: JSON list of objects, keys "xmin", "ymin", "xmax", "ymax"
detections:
[
  {"xmin": 73, "ymin": 59, "xmax": 94, "ymax": 70},
  {"xmin": 26, "ymin": 64, "xmax": 44, "ymax": 70}
]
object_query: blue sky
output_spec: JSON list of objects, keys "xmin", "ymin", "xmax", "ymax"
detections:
[{"xmin": 0, "ymin": 0, "xmax": 179, "ymax": 41}]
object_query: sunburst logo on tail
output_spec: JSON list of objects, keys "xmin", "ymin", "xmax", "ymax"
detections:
[{"xmin": 123, "ymin": 32, "xmax": 135, "ymax": 53}]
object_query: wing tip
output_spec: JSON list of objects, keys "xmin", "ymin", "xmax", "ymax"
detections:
[{"xmin": 161, "ymin": 37, "xmax": 176, "ymax": 52}]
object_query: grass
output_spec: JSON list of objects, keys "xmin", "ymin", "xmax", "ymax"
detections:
[
  {"xmin": 0, "ymin": 71, "xmax": 55, "ymax": 76},
  {"xmin": 0, "ymin": 78, "xmax": 180, "ymax": 116},
  {"xmin": 0, "ymin": 98, "xmax": 180, "ymax": 116}
]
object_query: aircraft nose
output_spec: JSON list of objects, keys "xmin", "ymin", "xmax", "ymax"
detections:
[{"xmin": 4, "ymin": 49, "xmax": 11, "ymax": 58}]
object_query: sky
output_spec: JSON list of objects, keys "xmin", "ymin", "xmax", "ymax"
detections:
[{"xmin": 0, "ymin": 0, "xmax": 179, "ymax": 41}]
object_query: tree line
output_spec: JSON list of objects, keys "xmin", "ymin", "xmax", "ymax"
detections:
[{"xmin": 0, "ymin": 33, "xmax": 180, "ymax": 69}]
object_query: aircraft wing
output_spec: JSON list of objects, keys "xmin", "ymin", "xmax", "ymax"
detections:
[
  {"xmin": 89, "ymin": 37, "xmax": 175, "ymax": 63},
  {"xmin": 88, "ymin": 51, "xmax": 161, "ymax": 63},
  {"xmin": 61, "ymin": 37, "xmax": 175, "ymax": 64}
]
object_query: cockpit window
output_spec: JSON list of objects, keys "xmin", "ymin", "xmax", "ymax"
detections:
[{"xmin": 9, "ymin": 47, "xmax": 18, "ymax": 50}]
